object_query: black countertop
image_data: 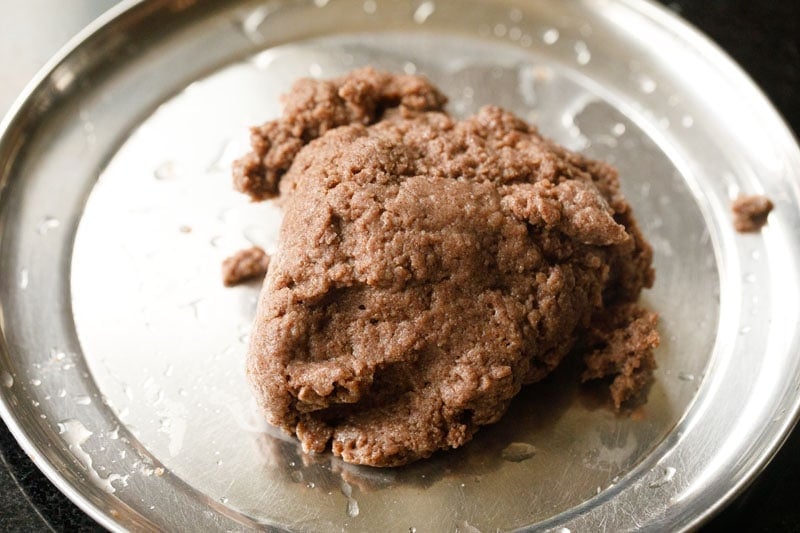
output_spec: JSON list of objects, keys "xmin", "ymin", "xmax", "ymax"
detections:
[{"xmin": 1, "ymin": 1, "xmax": 798, "ymax": 531}]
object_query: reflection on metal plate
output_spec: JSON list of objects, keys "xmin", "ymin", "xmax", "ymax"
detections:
[{"xmin": 1, "ymin": 0, "xmax": 799, "ymax": 531}]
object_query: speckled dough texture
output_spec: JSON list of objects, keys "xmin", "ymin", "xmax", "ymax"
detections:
[
  {"xmin": 222, "ymin": 246, "xmax": 271, "ymax": 287},
  {"xmin": 235, "ymin": 68, "xmax": 659, "ymax": 467}
]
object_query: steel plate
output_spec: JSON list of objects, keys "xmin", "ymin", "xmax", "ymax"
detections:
[{"xmin": 1, "ymin": 0, "xmax": 799, "ymax": 531}]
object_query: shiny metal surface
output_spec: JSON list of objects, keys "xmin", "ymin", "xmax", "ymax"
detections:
[{"xmin": 0, "ymin": 0, "xmax": 799, "ymax": 531}]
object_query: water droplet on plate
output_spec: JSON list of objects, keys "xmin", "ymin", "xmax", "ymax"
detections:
[
  {"xmin": 362, "ymin": 0, "xmax": 377, "ymax": 14},
  {"xmin": 402, "ymin": 61, "xmax": 417, "ymax": 75},
  {"xmin": 678, "ymin": 372, "xmax": 695, "ymax": 382},
  {"xmin": 457, "ymin": 520, "xmax": 482, "ymax": 533},
  {"xmin": 308, "ymin": 63, "xmax": 323, "ymax": 78},
  {"xmin": 36, "ymin": 216, "xmax": 61, "ymax": 235},
  {"xmin": 346, "ymin": 498, "xmax": 360, "ymax": 517},
  {"xmin": 75, "ymin": 395, "xmax": 92, "ymax": 405},
  {"xmin": 314, "ymin": 0, "xmax": 329, "ymax": 6},
  {"xmin": 509, "ymin": 7, "xmax": 522, "ymax": 22},
  {"xmin": 290, "ymin": 470, "xmax": 304, "ymax": 483},
  {"xmin": 153, "ymin": 161, "xmax": 180, "ymax": 181},
  {"xmin": 542, "ymin": 28, "xmax": 559, "ymax": 45},
  {"xmin": 19, "ymin": 269, "xmax": 29, "ymax": 290},
  {"xmin": 413, "ymin": 1, "xmax": 435, "ymax": 24},
  {"xmin": 574, "ymin": 41, "xmax": 591, "ymax": 65},
  {"xmin": 30, "ymin": 379, "xmax": 41, "ymax": 387},
  {"xmin": 638, "ymin": 75, "xmax": 657, "ymax": 94},
  {"xmin": 219, "ymin": 496, "xmax": 229, "ymax": 504},
  {"xmin": 58, "ymin": 419, "xmax": 93, "ymax": 444},
  {"xmin": 501, "ymin": 442, "xmax": 538, "ymax": 462},
  {"xmin": 240, "ymin": 5, "xmax": 274, "ymax": 43},
  {"xmin": 493, "ymin": 23, "xmax": 507, "ymax": 38},
  {"xmin": 681, "ymin": 115, "xmax": 694, "ymax": 128},
  {"xmin": 649, "ymin": 466, "xmax": 676, "ymax": 488},
  {"xmin": 612, "ymin": 122, "xmax": 626, "ymax": 136}
]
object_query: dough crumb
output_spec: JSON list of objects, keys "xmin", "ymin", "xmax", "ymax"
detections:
[
  {"xmin": 222, "ymin": 246, "xmax": 271, "ymax": 287},
  {"xmin": 732, "ymin": 194, "xmax": 773, "ymax": 233},
  {"xmin": 236, "ymin": 69, "xmax": 659, "ymax": 466},
  {"xmin": 581, "ymin": 304, "xmax": 660, "ymax": 409}
]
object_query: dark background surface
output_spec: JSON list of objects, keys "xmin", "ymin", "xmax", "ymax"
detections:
[{"xmin": 1, "ymin": 0, "xmax": 798, "ymax": 531}]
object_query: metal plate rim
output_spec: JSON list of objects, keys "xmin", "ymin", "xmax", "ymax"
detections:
[
  {"xmin": 0, "ymin": 1, "xmax": 144, "ymax": 531},
  {"xmin": 0, "ymin": 0, "xmax": 799, "ymax": 530},
  {"xmin": 624, "ymin": 1, "xmax": 800, "ymax": 530}
]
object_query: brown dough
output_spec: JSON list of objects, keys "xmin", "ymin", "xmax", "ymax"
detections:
[
  {"xmin": 236, "ymin": 68, "xmax": 658, "ymax": 467},
  {"xmin": 234, "ymin": 68, "xmax": 447, "ymax": 201},
  {"xmin": 222, "ymin": 246, "xmax": 271, "ymax": 287},
  {"xmin": 732, "ymin": 194, "xmax": 773, "ymax": 233},
  {"xmin": 581, "ymin": 303, "xmax": 660, "ymax": 409}
]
